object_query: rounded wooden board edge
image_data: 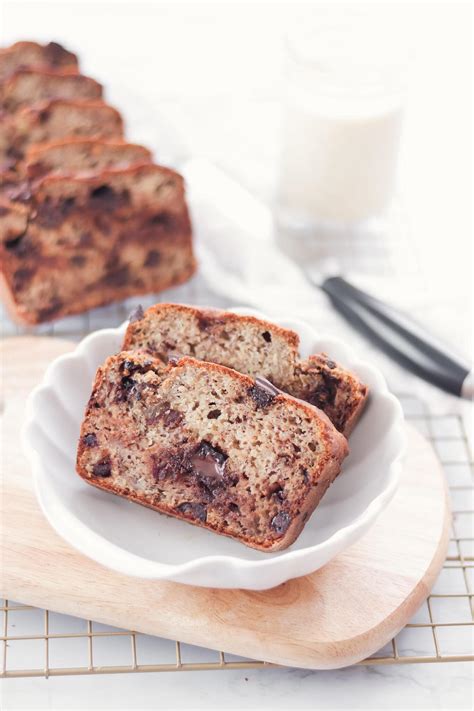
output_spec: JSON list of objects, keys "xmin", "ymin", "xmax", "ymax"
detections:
[{"xmin": 0, "ymin": 336, "xmax": 451, "ymax": 670}]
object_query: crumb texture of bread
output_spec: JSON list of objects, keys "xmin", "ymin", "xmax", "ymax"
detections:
[
  {"xmin": 0, "ymin": 69, "xmax": 102, "ymax": 113},
  {"xmin": 0, "ymin": 99, "xmax": 124, "ymax": 164},
  {"xmin": 0, "ymin": 41, "xmax": 78, "ymax": 82},
  {"xmin": 0, "ymin": 164, "xmax": 195, "ymax": 324},
  {"xmin": 23, "ymin": 139, "xmax": 152, "ymax": 179},
  {"xmin": 76, "ymin": 353, "xmax": 348, "ymax": 552},
  {"xmin": 123, "ymin": 304, "xmax": 368, "ymax": 434}
]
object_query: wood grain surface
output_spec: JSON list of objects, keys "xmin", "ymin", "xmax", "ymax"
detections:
[{"xmin": 0, "ymin": 337, "xmax": 451, "ymax": 669}]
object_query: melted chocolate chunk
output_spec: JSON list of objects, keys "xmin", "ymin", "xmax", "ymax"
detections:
[
  {"xmin": 129, "ymin": 304, "xmax": 144, "ymax": 323},
  {"xmin": 151, "ymin": 450, "xmax": 191, "ymax": 482},
  {"xmin": 308, "ymin": 371, "xmax": 338, "ymax": 409},
  {"xmin": 101, "ymin": 264, "xmax": 129, "ymax": 287},
  {"xmin": 12, "ymin": 267, "xmax": 34, "ymax": 291},
  {"xmin": 70, "ymin": 254, "xmax": 86, "ymax": 267},
  {"xmin": 148, "ymin": 212, "xmax": 174, "ymax": 229},
  {"xmin": 83, "ymin": 433, "xmax": 98, "ymax": 447},
  {"xmin": 271, "ymin": 511, "xmax": 291, "ymax": 536},
  {"xmin": 177, "ymin": 502, "xmax": 207, "ymax": 522},
  {"xmin": 160, "ymin": 407, "xmax": 183, "ymax": 429},
  {"xmin": 26, "ymin": 161, "xmax": 46, "ymax": 180},
  {"xmin": 89, "ymin": 184, "xmax": 129, "ymax": 210},
  {"xmin": 143, "ymin": 249, "xmax": 161, "ymax": 267},
  {"xmin": 35, "ymin": 197, "xmax": 76, "ymax": 228},
  {"xmin": 120, "ymin": 358, "xmax": 155, "ymax": 377},
  {"xmin": 191, "ymin": 441, "xmax": 227, "ymax": 480},
  {"xmin": 207, "ymin": 409, "xmax": 221, "ymax": 419},
  {"xmin": 92, "ymin": 457, "xmax": 112, "ymax": 477},
  {"xmin": 5, "ymin": 233, "xmax": 34, "ymax": 258},
  {"xmin": 36, "ymin": 298, "xmax": 63, "ymax": 322},
  {"xmin": 248, "ymin": 377, "xmax": 279, "ymax": 408},
  {"xmin": 262, "ymin": 331, "xmax": 272, "ymax": 343},
  {"xmin": 38, "ymin": 108, "xmax": 50, "ymax": 124},
  {"xmin": 78, "ymin": 231, "xmax": 93, "ymax": 247},
  {"xmin": 326, "ymin": 359, "xmax": 336, "ymax": 369},
  {"xmin": 44, "ymin": 41, "xmax": 73, "ymax": 66},
  {"xmin": 115, "ymin": 376, "xmax": 142, "ymax": 403},
  {"xmin": 196, "ymin": 314, "xmax": 225, "ymax": 332},
  {"xmin": 267, "ymin": 482, "xmax": 285, "ymax": 501}
]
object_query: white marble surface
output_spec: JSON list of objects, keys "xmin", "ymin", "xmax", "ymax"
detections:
[
  {"xmin": 2, "ymin": 662, "xmax": 472, "ymax": 710},
  {"xmin": 1, "ymin": 1, "xmax": 473, "ymax": 709}
]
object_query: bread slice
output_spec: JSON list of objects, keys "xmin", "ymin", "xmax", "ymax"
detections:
[
  {"xmin": 76, "ymin": 351, "xmax": 348, "ymax": 552},
  {"xmin": 0, "ymin": 41, "xmax": 78, "ymax": 82},
  {"xmin": 23, "ymin": 139, "xmax": 152, "ymax": 179},
  {"xmin": 0, "ymin": 68, "xmax": 103, "ymax": 113},
  {"xmin": 0, "ymin": 99, "xmax": 124, "ymax": 165},
  {"xmin": 123, "ymin": 304, "xmax": 368, "ymax": 435},
  {"xmin": 0, "ymin": 163, "xmax": 195, "ymax": 324}
]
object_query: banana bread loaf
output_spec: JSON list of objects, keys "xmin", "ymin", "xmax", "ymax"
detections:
[
  {"xmin": 76, "ymin": 351, "xmax": 348, "ymax": 552},
  {"xmin": 0, "ymin": 163, "xmax": 195, "ymax": 324},
  {"xmin": 0, "ymin": 68, "xmax": 103, "ymax": 113},
  {"xmin": 123, "ymin": 304, "xmax": 368, "ymax": 435},
  {"xmin": 0, "ymin": 99, "xmax": 124, "ymax": 166},
  {"xmin": 0, "ymin": 41, "xmax": 78, "ymax": 82}
]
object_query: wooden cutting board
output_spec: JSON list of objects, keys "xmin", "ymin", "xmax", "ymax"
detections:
[{"xmin": 0, "ymin": 336, "xmax": 450, "ymax": 670}]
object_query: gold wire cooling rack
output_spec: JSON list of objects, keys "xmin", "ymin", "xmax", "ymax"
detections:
[{"xmin": 1, "ymin": 397, "xmax": 472, "ymax": 679}]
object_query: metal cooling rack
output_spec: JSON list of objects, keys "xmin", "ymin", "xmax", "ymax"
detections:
[
  {"xmin": 1, "ymin": 398, "xmax": 472, "ymax": 678},
  {"xmin": 1, "ymin": 181, "xmax": 472, "ymax": 676}
]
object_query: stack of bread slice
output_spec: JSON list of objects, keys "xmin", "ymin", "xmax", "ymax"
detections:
[
  {"xmin": 77, "ymin": 304, "xmax": 368, "ymax": 551},
  {"xmin": 0, "ymin": 40, "xmax": 195, "ymax": 324}
]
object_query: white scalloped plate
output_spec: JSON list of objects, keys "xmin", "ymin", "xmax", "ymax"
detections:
[{"xmin": 23, "ymin": 308, "xmax": 405, "ymax": 590}]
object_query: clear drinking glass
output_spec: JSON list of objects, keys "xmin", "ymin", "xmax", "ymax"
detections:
[{"xmin": 276, "ymin": 18, "xmax": 407, "ymax": 234}]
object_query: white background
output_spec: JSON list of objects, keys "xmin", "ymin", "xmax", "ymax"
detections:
[{"xmin": 0, "ymin": 1, "xmax": 473, "ymax": 709}]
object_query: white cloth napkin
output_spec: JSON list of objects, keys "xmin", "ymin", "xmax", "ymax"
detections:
[
  {"xmin": 182, "ymin": 158, "xmax": 326, "ymax": 320},
  {"xmin": 181, "ymin": 158, "xmax": 471, "ymax": 429}
]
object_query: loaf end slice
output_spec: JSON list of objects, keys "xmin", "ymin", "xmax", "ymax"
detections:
[{"xmin": 76, "ymin": 352, "xmax": 348, "ymax": 552}]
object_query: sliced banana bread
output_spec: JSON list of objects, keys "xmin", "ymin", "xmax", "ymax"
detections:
[
  {"xmin": 0, "ymin": 99, "xmax": 124, "ymax": 166},
  {"xmin": 0, "ymin": 163, "xmax": 195, "ymax": 324},
  {"xmin": 76, "ymin": 352, "xmax": 348, "ymax": 552},
  {"xmin": 23, "ymin": 139, "xmax": 152, "ymax": 179},
  {"xmin": 0, "ymin": 41, "xmax": 78, "ymax": 82},
  {"xmin": 0, "ymin": 68, "xmax": 102, "ymax": 113},
  {"xmin": 123, "ymin": 304, "xmax": 368, "ymax": 435}
]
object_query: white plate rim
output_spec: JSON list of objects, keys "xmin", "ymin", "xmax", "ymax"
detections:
[{"xmin": 23, "ymin": 308, "xmax": 406, "ymax": 588}]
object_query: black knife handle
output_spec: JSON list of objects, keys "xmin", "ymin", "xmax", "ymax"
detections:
[{"xmin": 321, "ymin": 276, "xmax": 470, "ymax": 398}]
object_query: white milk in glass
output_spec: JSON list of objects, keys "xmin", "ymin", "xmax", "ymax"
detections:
[{"xmin": 277, "ymin": 23, "xmax": 405, "ymax": 228}]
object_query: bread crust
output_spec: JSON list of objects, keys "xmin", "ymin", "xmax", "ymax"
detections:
[
  {"xmin": 0, "ymin": 41, "xmax": 79, "ymax": 82},
  {"xmin": 76, "ymin": 354, "xmax": 348, "ymax": 552},
  {"xmin": 23, "ymin": 138, "xmax": 152, "ymax": 178}
]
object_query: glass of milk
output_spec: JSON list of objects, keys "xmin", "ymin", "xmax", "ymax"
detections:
[{"xmin": 276, "ymin": 19, "xmax": 407, "ymax": 231}]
